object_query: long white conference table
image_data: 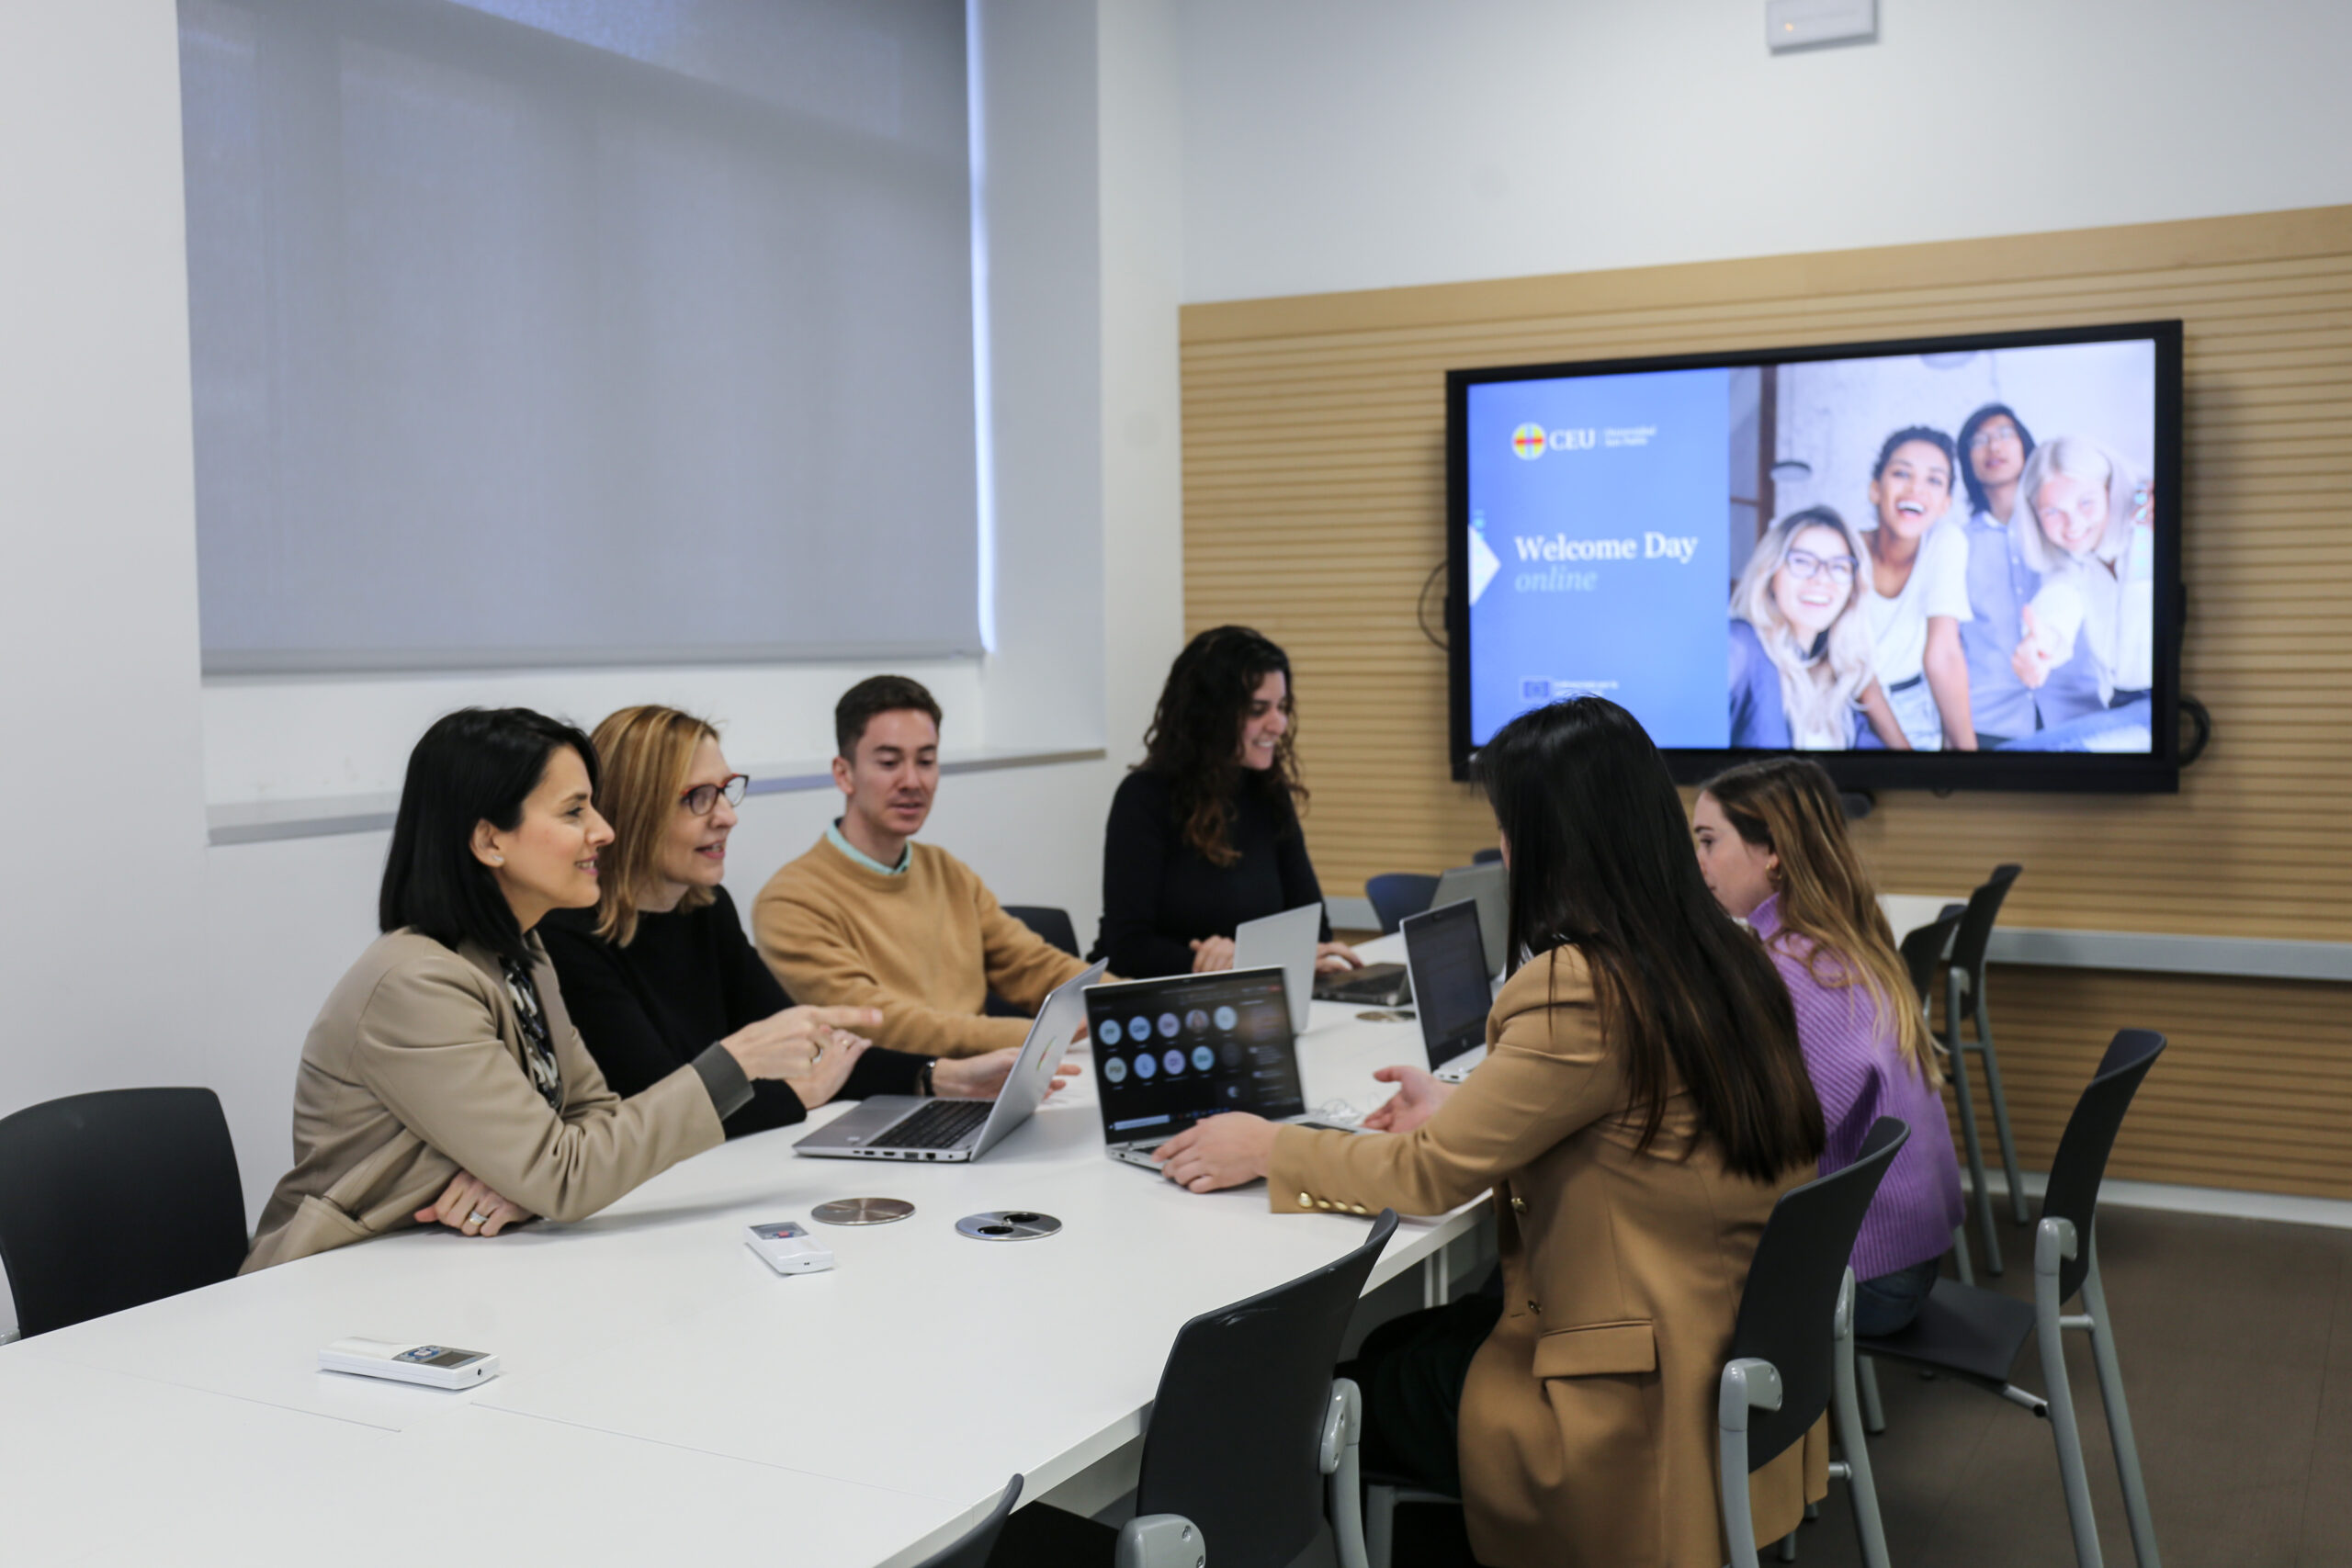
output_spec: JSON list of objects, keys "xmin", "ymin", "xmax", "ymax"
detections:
[{"xmin": 0, "ymin": 958, "xmax": 1474, "ymax": 1566}]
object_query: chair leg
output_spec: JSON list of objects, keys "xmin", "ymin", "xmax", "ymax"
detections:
[
  {"xmin": 1720, "ymin": 1360, "xmax": 1781, "ymax": 1568},
  {"xmin": 1365, "ymin": 1483, "xmax": 1397, "ymax": 1568},
  {"xmin": 1857, "ymin": 1354, "xmax": 1885, "ymax": 1435},
  {"xmin": 1325, "ymin": 1380, "xmax": 1370, "ymax": 1568},
  {"xmin": 1778, "ymin": 1529, "xmax": 1798, "ymax": 1561},
  {"xmin": 1834, "ymin": 1279, "xmax": 1893, "ymax": 1568},
  {"xmin": 1945, "ymin": 969, "xmax": 2002, "ymax": 1274},
  {"xmin": 2034, "ymin": 1221, "xmax": 2107, "ymax": 1568},
  {"xmin": 1951, "ymin": 1224, "xmax": 1976, "ymax": 1288},
  {"xmin": 2081, "ymin": 1252, "xmax": 2162, "ymax": 1568},
  {"xmin": 1972, "ymin": 987, "xmax": 2030, "ymax": 1226}
]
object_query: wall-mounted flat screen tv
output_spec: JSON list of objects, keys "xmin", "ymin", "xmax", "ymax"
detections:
[{"xmin": 1446, "ymin": 322, "xmax": 2183, "ymax": 792}]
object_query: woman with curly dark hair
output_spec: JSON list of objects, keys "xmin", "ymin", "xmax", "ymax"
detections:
[{"xmin": 1091, "ymin": 626, "xmax": 1361, "ymax": 977}]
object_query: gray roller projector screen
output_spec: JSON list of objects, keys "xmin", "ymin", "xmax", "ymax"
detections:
[{"xmin": 180, "ymin": 0, "xmax": 981, "ymax": 673}]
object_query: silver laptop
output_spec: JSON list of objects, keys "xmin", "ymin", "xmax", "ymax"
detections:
[
  {"xmin": 1236, "ymin": 902, "xmax": 1413, "ymax": 1016},
  {"xmin": 794, "ymin": 960, "xmax": 1102, "ymax": 1163},
  {"xmin": 1429, "ymin": 863, "xmax": 1509, "ymax": 979},
  {"xmin": 1404, "ymin": 898, "xmax": 1497, "ymax": 1082},
  {"xmin": 1233, "ymin": 904, "xmax": 1322, "ymax": 1033},
  {"xmin": 1084, "ymin": 967, "xmax": 1362, "ymax": 1171}
]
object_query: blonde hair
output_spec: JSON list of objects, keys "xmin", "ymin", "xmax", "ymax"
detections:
[
  {"xmin": 589, "ymin": 705, "xmax": 722, "ymax": 946},
  {"xmin": 1699, "ymin": 757, "xmax": 1939, "ymax": 1086},
  {"xmin": 2015, "ymin": 434, "xmax": 2143, "ymax": 573},
  {"xmin": 1732, "ymin": 507, "xmax": 1875, "ymax": 748}
]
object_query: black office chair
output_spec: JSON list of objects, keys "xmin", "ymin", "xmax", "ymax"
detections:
[
  {"xmin": 0, "ymin": 1088, "xmax": 248, "ymax": 1337},
  {"xmin": 1002, "ymin": 905, "xmax": 1081, "ymax": 958},
  {"xmin": 1857, "ymin": 1029, "xmax": 2166, "ymax": 1568},
  {"xmin": 913, "ymin": 1475, "xmax": 1023, "ymax": 1568},
  {"xmin": 1938, "ymin": 865, "xmax": 2026, "ymax": 1271},
  {"xmin": 984, "ymin": 907, "xmax": 1086, "ymax": 1016},
  {"xmin": 1898, "ymin": 908, "xmax": 1975, "ymax": 1286},
  {"xmin": 1364, "ymin": 874, "xmax": 1439, "ymax": 935},
  {"xmin": 989, "ymin": 1212, "xmax": 1399, "ymax": 1568},
  {"xmin": 1469, "ymin": 848, "xmax": 1502, "ymax": 865},
  {"xmin": 1720, "ymin": 1117, "xmax": 1908, "ymax": 1568}
]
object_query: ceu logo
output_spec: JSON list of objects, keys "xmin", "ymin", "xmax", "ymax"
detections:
[{"xmin": 1510, "ymin": 423, "xmax": 1547, "ymax": 460}]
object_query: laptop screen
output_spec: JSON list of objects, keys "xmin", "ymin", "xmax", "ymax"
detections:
[
  {"xmin": 1084, "ymin": 967, "xmax": 1306, "ymax": 1145},
  {"xmin": 1404, "ymin": 899, "xmax": 1492, "ymax": 1069}
]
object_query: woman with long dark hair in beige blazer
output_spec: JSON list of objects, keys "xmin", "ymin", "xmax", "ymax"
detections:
[
  {"xmin": 1152, "ymin": 697, "xmax": 1829, "ymax": 1568},
  {"xmin": 243, "ymin": 708, "xmax": 878, "ymax": 1272}
]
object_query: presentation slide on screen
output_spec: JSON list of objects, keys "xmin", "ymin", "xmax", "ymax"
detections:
[{"xmin": 1464, "ymin": 338, "xmax": 2160, "ymax": 755}]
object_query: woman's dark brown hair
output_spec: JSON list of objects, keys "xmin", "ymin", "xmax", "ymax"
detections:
[
  {"xmin": 1138, "ymin": 626, "xmax": 1306, "ymax": 866},
  {"xmin": 1476, "ymin": 698, "xmax": 1824, "ymax": 1182}
]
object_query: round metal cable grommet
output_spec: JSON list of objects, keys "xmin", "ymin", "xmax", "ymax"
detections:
[
  {"xmin": 809, "ymin": 1197, "xmax": 916, "ymax": 1226},
  {"xmin": 955, "ymin": 1210, "xmax": 1062, "ymax": 1241}
]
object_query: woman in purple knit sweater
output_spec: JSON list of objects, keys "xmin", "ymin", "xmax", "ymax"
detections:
[{"xmin": 1692, "ymin": 757, "xmax": 1966, "ymax": 1336}]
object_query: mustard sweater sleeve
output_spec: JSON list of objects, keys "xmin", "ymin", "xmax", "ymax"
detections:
[
  {"xmin": 1269, "ymin": 950, "xmax": 1623, "ymax": 1216},
  {"xmin": 972, "ymin": 874, "xmax": 1091, "ymax": 1013},
  {"xmin": 754, "ymin": 855, "xmax": 1032, "ymax": 1058}
]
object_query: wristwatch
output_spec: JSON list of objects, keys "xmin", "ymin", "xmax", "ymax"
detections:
[{"xmin": 917, "ymin": 1059, "xmax": 936, "ymax": 1097}]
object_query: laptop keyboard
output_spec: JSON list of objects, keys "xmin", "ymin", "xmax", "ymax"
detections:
[
  {"xmin": 1314, "ymin": 964, "xmax": 1409, "ymax": 1004},
  {"xmin": 876, "ymin": 1097, "xmax": 991, "ymax": 1150}
]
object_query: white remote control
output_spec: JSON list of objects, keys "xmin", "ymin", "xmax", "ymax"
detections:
[
  {"xmin": 318, "ymin": 1337, "xmax": 501, "ymax": 1388},
  {"xmin": 745, "ymin": 1220, "xmax": 835, "ymax": 1275}
]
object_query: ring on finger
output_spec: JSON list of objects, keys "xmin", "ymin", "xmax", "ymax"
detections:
[{"xmin": 467, "ymin": 1210, "xmax": 491, "ymax": 1225}]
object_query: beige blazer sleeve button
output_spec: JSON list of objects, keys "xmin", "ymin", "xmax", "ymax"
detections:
[
  {"xmin": 1316, "ymin": 1199, "xmax": 1334, "ymax": 1211},
  {"xmin": 1299, "ymin": 1192, "xmax": 1314, "ymax": 1207},
  {"xmin": 1350, "ymin": 1203, "xmax": 1368, "ymax": 1215}
]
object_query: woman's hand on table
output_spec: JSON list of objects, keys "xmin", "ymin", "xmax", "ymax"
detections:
[
  {"xmin": 1362, "ymin": 1065, "xmax": 1453, "ymax": 1135},
  {"xmin": 1154, "ymin": 1112, "xmax": 1278, "ymax": 1192},
  {"xmin": 416, "ymin": 1170, "xmax": 531, "ymax": 1237},
  {"xmin": 1188, "ymin": 935, "xmax": 1237, "ymax": 973},
  {"xmin": 933, "ymin": 1047, "xmax": 1083, "ymax": 1100},
  {"xmin": 1313, "ymin": 942, "xmax": 1363, "ymax": 974}
]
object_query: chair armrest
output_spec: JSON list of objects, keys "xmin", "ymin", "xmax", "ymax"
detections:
[{"xmin": 1117, "ymin": 1515, "xmax": 1204, "ymax": 1568}]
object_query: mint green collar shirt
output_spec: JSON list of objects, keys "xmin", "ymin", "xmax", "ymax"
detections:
[{"xmin": 826, "ymin": 818, "xmax": 910, "ymax": 876}]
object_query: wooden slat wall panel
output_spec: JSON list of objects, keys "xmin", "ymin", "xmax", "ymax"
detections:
[{"xmin": 1181, "ymin": 206, "xmax": 2352, "ymax": 1198}]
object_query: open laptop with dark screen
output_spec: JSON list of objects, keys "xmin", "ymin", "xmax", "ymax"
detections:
[
  {"xmin": 1083, "ymin": 967, "xmax": 1360, "ymax": 1170},
  {"xmin": 1403, "ymin": 898, "xmax": 1496, "ymax": 1082}
]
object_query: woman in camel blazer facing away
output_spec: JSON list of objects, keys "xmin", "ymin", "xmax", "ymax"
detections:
[
  {"xmin": 244, "ymin": 707, "xmax": 878, "ymax": 1272},
  {"xmin": 1153, "ymin": 697, "xmax": 1829, "ymax": 1568}
]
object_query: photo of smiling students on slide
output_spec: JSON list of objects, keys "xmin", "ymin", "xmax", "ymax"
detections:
[{"xmin": 1458, "ymin": 335, "xmax": 2160, "ymax": 756}]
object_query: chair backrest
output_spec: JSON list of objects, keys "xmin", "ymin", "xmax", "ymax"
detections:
[
  {"xmin": 0, "ymin": 1088, "xmax": 247, "ymax": 1337},
  {"xmin": 1726, "ymin": 1118, "xmax": 1911, "ymax": 1471},
  {"xmin": 1002, "ymin": 905, "xmax": 1080, "ymax": 959},
  {"xmin": 907, "ymin": 1474, "xmax": 1023, "ymax": 1568},
  {"xmin": 1136, "ymin": 1211, "xmax": 1399, "ymax": 1568},
  {"xmin": 1470, "ymin": 847, "xmax": 1503, "ymax": 864},
  {"xmin": 1949, "ymin": 863, "xmax": 2022, "ymax": 978},
  {"xmin": 2038, "ymin": 1029, "xmax": 2166, "ymax": 1303},
  {"xmin": 1898, "ymin": 911, "xmax": 1965, "ymax": 1008},
  {"xmin": 1364, "ymin": 874, "xmax": 1439, "ymax": 935}
]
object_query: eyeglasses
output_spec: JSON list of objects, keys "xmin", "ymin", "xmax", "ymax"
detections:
[
  {"xmin": 680, "ymin": 774, "xmax": 750, "ymax": 816},
  {"xmin": 1782, "ymin": 548, "xmax": 1858, "ymax": 581},
  {"xmin": 1967, "ymin": 425, "xmax": 2021, "ymax": 450}
]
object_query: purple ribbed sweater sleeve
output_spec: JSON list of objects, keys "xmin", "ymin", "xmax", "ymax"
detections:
[{"xmin": 1751, "ymin": 897, "xmax": 1966, "ymax": 1280}]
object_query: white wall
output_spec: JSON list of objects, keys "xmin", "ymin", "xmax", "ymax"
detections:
[
  {"xmin": 0, "ymin": 0, "xmax": 211, "ymax": 1301},
  {"xmin": 1177, "ymin": 0, "xmax": 2352, "ymax": 302},
  {"xmin": 0, "ymin": 0, "xmax": 1187, "ymax": 1337}
]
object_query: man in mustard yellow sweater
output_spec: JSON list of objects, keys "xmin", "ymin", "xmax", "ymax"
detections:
[{"xmin": 755, "ymin": 676, "xmax": 1094, "ymax": 1058}]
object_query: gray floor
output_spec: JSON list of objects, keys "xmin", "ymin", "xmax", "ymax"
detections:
[{"xmin": 1792, "ymin": 1204, "xmax": 2351, "ymax": 1568}]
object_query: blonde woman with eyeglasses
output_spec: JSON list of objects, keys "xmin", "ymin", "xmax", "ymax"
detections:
[
  {"xmin": 539, "ymin": 705, "xmax": 1072, "ymax": 1140},
  {"xmin": 1728, "ymin": 506, "xmax": 1908, "ymax": 750}
]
